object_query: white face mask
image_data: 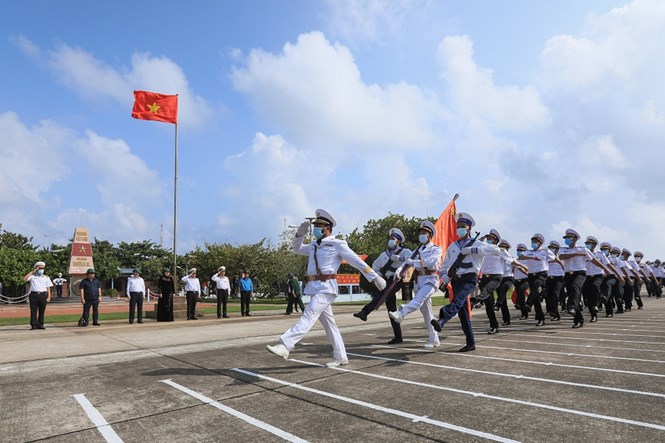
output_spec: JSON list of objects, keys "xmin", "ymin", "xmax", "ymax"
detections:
[{"xmin": 418, "ymin": 234, "xmax": 429, "ymax": 244}]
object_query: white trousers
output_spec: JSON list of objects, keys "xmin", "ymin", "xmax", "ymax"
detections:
[
  {"xmin": 399, "ymin": 283, "xmax": 439, "ymax": 344},
  {"xmin": 280, "ymin": 293, "xmax": 347, "ymax": 360}
]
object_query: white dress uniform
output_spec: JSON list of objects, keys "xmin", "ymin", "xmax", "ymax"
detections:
[
  {"xmin": 280, "ymin": 210, "xmax": 381, "ymax": 363},
  {"xmin": 372, "ymin": 246, "xmax": 413, "ymax": 280},
  {"xmin": 393, "ymin": 240, "xmax": 443, "ymax": 345}
]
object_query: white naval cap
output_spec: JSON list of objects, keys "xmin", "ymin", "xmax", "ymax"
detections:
[
  {"xmin": 621, "ymin": 248, "xmax": 631, "ymax": 256},
  {"xmin": 498, "ymin": 239, "xmax": 511, "ymax": 249},
  {"xmin": 516, "ymin": 243, "xmax": 527, "ymax": 251},
  {"xmin": 548, "ymin": 240, "xmax": 561, "ymax": 249},
  {"xmin": 563, "ymin": 228, "xmax": 581, "ymax": 239},
  {"xmin": 389, "ymin": 227, "xmax": 405, "ymax": 242},
  {"xmin": 611, "ymin": 246, "xmax": 622, "ymax": 254},
  {"xmin": 218, "ymin": 266, "xmax": 226, "ymax": 272},
  {"xmin": 419, "ymin": 220, "xmax": 436, "ymax": 236},
  {"xmin": 585, "ymin": 235, "xmax": 599, "ymax": 245},
  {"xmin": 531, "ymin": 233, "xmax": 545, "ymax": 245},
  {"xmin": 34, "ymin": 261, "xmax": 45, "ymax": 268},
  {"xmin": 314, "ymin": 209, "xmax": 336, "ymax": 227},
  {"xmin": 455, "ymin": 212, "xmax": 475, "ymax": 228},
  {"xmin": 188, "ymin": 267, "xmax": 197, "ymax": 274},
  {"xmin": 599, "ymin": 242, "xmax": 612, "ymax": 250},
  {"xmin": 634, "ymin": 251, "xmax": 644, "ymax": 257},
  {"xmin": 487, "ymin": 229, "xmax": 501, "ymax": 242}
]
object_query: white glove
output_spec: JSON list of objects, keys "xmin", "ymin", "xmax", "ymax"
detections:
[
  {"xmin": 373, "ymin": 275, "xmax": 387, "ymax": 291},
  {"xmin": 295, "ymin": 220, "xmax": 310, "ymax": 237},
  {"xmin": 390, "ymin": 254, "xmax": 401, "ymax": 262},
  {"xmin": 461, "ymin": 246, "xmax": 478, "ymax": 255},
  {"xmin": 404, "ymin": 258, "xmax": 415, "ymax": 267},
  {"xmin": 440, "ymin": 274, "xmax": 451, "ymax": 285}
]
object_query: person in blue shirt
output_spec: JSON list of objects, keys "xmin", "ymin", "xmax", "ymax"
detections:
[
  {"xmin": 238, "ymin": 271, "xmax": 254, "ymax": 316},
  {"xmin": 79, "ymin": 268, "xmax": 102, "ymax": 326}
]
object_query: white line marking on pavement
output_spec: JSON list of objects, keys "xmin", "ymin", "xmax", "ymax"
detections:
[
  {"xmin": 371, "ymin": 344, "xmax": 665, "ymax": 378},
  {"xmin": 488, "ymin": 337, "xmax": 665, "ymax": 355},
  {"xmin": 231, "ymin": 368, "xmax": 521, "ymax": 443},
  {"xmin": 513, "ymin": 333, "xmax": 665, "ymax": 346},
  {"xmin": 72, "ymin": 394, "xmax": 123, "ymax": 443},
  {"xmin": 287, "ymin": 358, "xmax": 665, "ymax": 432},
  {"xmin": 346, "ymin": 352, "xmax": 665, "ymax": 399},
  {"xmin": 161, "ymin": 379, "xmax": 308, "ymax": 443}
]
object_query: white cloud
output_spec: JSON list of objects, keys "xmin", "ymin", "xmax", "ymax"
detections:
[
  {"xmin": 231, "ymin": 31, "xmax": 444, "ymax": 151},
  {"xmin": 9, "ymin": 34, "xmax": 41, "ymax": 58},
  {"xmin": 14, "ymin": 37, "xmax": 212, "ymax": 128}
]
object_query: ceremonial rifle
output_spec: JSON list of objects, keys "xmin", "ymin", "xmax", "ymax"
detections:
[
  {"xmin": 446, "ymin": 231, "xmax": 481, "ymax": 280},
  {"xmin": 373, "ymin": 244, "xmax": 425, "ymax": 309}
]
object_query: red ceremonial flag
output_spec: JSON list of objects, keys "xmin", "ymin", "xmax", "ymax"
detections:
[
  {"xmin": 432, "ymin": 194, "xmax": 472, "ymax": 317},
  {"xmin": 131, "ymin": 90, "xmax": 178, "ymax": 124}
]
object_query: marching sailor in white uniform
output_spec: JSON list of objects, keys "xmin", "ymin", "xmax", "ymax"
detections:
[
  {"xmin": 387, "ymin": 220, "xmax": 443, "ymax": 348},
  {"xmin": 266, "ymin": 209, "xmax": 386, "ymax": 368}
]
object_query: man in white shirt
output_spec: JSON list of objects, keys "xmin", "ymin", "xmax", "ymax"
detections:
[
  {"xmin": 598, "ymin": 243, "xmax": 625, "ymax": 317},
  {"xmin": 53, "ymin": 273, "xmax": 67, "ymax": 298},
  {"xmin": 519, "ymin": 233, "xmax": 559, "ymax": 326},
  {"xmin": 182, "ymin": 268, "xmax": 201, "ymax": 320},
  {"xmin": 127, "ymin": 269, "xmax": 146, "ymax": 324},
  {"xmin": 545, "ymin": 240, "xmax": 565, "ymax": 321},
  {"xmin": 211, "ymin": 266, "xmax": 231, "ymax": 318},
  {"xmin": 23, "ymin": 261, "xmax": 53, "ymax": 330},
  {"xmin": 431, "ymin": 212, "xmax": 500, "ymax": 352},
  {"xmin": 266, "ymin": 209, "xmax": 386, "ymax": 368}
]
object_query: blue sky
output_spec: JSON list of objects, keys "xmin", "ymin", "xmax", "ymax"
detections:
[{"xmin": 2, "ymin": 0, "xmax": 665, "ymax": 259}]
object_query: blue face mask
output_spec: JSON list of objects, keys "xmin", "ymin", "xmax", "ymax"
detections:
[
  {"xmin": 36, "ymin": 269, "xmax": 44, "ymax": 276},
  {"xmin": 388, "ymin": 239, "xmax": 397, "ymax": 249},
  {"xmin": 486, "ymin": 238, "xmax": 495, "ymax": 245},
  {"xmin": 564, "ymin": 238, "xmax": 574, "ymax": 246},
  {"xmin": 602, "ymin": 249, "xmax": 609, "ymax": 256},
  {"xmin": 456, "ymin": 227, "xmax": 468, "ymax": 238},
  {"xmin": 517, "ymin": 250, "xmax": 525, "ymax": 257},
  {"xmin": 585, "ymin": 243, "xmax": 593, "ymax": 250},
  {"xmin": 312, "ymin": 227, "xmax": 324, "ymax": 239},
  {"xmin": 418, "ymin": 234, "xmax": 429, "ymax": 244},
  {"xmin": 531, "ymin": 243, "xmax": 540, "ymax": 251}
]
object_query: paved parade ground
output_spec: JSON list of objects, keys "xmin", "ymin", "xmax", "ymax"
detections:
[{"xmin": 1, "ymin": 297, "xmax": 664, "ymax": 443}]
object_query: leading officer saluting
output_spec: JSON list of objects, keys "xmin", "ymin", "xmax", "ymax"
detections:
[{"xmin": 266, "ymin": 209, "xmax": 386, "ymax": 368}]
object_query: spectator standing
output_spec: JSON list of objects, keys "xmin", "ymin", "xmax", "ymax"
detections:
[
  {"xmin": 22, "ymin": 261, "xmax": 53, "ymax": 330},
  {"xmin": 127, "ymin": 269, "xmax": 145, "ymax": 324},
  {"xmin": 239, "ymin": 271, "xmax": 254, "ymax": 316},
  {"xmin": 286, "ymin": 273, "xmax": 304, "ymax": 315},
  {"xmin": 53, "ymin": 273, "xmax": 67, "ymax": 298},
  {"xmin": 182, "ymin": 268, "xmax": 201, "ymax": 320},
  {"xmin": 157, "ymin": 269, "xmax": 175, "ymax": 322},
  {"xmin": 211, "ymin": 266, "xmax": 230, "ymax": 318},
  {"xmin": 79, "ymin": 268, "xmax": 102, "ymax": 326}
]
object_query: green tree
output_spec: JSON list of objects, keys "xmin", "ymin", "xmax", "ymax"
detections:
[
  {"xmin": 0, "ymin": 248, "xmax": 40, "ymax": 297},
  {"xmin": 0, "ymin": 224, "xmax": 36, "ymax": 251},
  {"xmin": 92, "ymin": 239, "xmax": 121, "ymax": 281}
]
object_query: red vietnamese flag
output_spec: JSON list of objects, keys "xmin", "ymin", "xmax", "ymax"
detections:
[
  {"xmin": 432, "ymin": 194, "xmax": 472, "ymax": 317},
  {"xmin": 131, "ymin": 90, "xmax": 178, "ymax": 124}
]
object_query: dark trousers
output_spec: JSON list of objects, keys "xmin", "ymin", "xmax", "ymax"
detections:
[
  {"xmin": 601, "ymin": 276, "xmax": 618, "ymax": 315},
  {"xmin": 612, "ymin": 279, "xmax": 625, "ymax": 313},
  {"xmin": 514, "ymin": 278, "xmax": 529, "ymax": 310},
  {"xmin": 583, "ymin": 274, "xmax": 604, "ymax": 317},
  {"xmin": 56, "ymin": 285, "xmax": 63, "ymax": 298},
  {"xmin": 83, "ymin": 299, "xmax": 99, "ymax": 324},
  {"xmin": 624, "ymin": 279, "xmax": 635, "ymax": 310},
  {"xmin": 361, "ymin": 280, "xmax": 403, "ymax": 340},
  {"xmin": 286, "ymin": 292, "xmax": 305, "ymax": 315},
  {"xmin": 129, "ymin": 292, "xmax": 143, "ymax": 323},
  {"xmin": 186, "ymin": 291, "xmax": 198, "ymax": 319},
  {"xmin": 217, "ymin": 288, "xmax": 229, "ymax": 317},
  {"xmin": 29, "ymin": 292, "xmax": 47, "ymax": 328},
  {"xmin": 545, "ymin": 276, "xmax": 564, "ymax": 318},
  {"xmin": 439, "ymin": 273, "xmax": 477, "ymax": 347},
  {"xmin": 632, "ymin": 280, "xmax": 644, "ymax": 308},
  {"xmin": 565, "ymin": 272, "xmax": 586, "ymax": 324},
  {"xmin": 478, "ymin": 275, "xmax": 501, "ymax": 329},
  {"xmin": 240, "ymin": 290, "xmax": 251, "ymax": 315},
  {"xmin": 496, "ymin": 277, "xmax": 514, "ymax": 323},
  {"xmin": 524, "ymin": 272, "xmax": 547, "ymax": 321}
]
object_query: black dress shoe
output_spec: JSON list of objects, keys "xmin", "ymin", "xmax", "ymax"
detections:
[
  {"xmin": 459, "ymin": 345, "xmax": 476, "ymax": 352},
  {"xmin": 550, "ymin": 316, "xmax": 561, "ymax": 322},
  {"xmin": 638, "ymin": 306, "xmax": 643, "ymax": 310},
  {"xmin": 387, "ymin": 337, "xmax": 403, "ymax": 344},
  {"xmin": 217, "ymin": 315, "xmax": 222, "ymax": 319},
  {"xmin": 137, "ymin": 321, "xmax": 143, "ymax": 324},
  {"xmin": 353, "ymin": 311, "xmax": 368, "ymax": 321},
  {"xmin": 572, "ymin": 322, "xmax": 584, "ymax": 329},
  {"xmin": 590, "ymin": 316, "xmax": 597, "ymax": 323},
  {"xmin": 93, "ymin": 323, "xmax": 101, "ymax": 326},
  {"xmin": 536, "ymin": 320, "xmax": 545, "ymax": 327},
  {"xmin": 487, "ymin": 328, "xmax": 498, "ymax": 335},
  {"xmin": 430, "ymin": 319, "xmax": 442, "ymax": 332},
  {"xmin": 245, "ymin": 313, "xmax": 251, "ymax": 317},
  {"xmin": 606, "ymin": 313, "xmax": 613, "ymax": 318},
  {"xmin": 129, "ymin": 321, "xmax": 134, "ymax": 324},
  {"xmin": 191, "ymin": 317, "xmax": 197, "ymax": 320},
  {"xmin": 30, "ymin": 326, "xmax": 36, "ymax": 330},
  {"xmin": 223, "ymin": 315, "xmax": 229, "ymax": 318},
  {"xmin": 38, "ymin": 325, "xmax": 45, "ymax": 329},
  {"xmin": 502, "ymin": 321, "xmax": 511, "ymax": 326},
  {"xmin": 519, "ymin": 315, "xmax": 528, "ymax": 320}
]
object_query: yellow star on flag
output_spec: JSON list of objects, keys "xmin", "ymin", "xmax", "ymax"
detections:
[{"xmin": 148, "ymin": 102, "xmax": 161, "ymax": 113}]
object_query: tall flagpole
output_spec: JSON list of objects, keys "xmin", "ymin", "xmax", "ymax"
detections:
[{"xmin": 173, "ymin": 121, "xmax": 179, "ymax": 291}]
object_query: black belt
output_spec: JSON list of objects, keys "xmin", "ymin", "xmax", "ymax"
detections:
[
  {"xmin": 453, "ymin": 272, "xmax": 477, "ymax": 281},
  {"xmin": 31, "ymin": 291, "xmax": 47, "ymax": 295},
  {"xmin": 566, "ymin": 270, "xmax": 586, "ymax": 275},
  {"xmin": 482, "ymin": 274, "xmax": 502, "ymax": 278},
  {"xmin": 547, "ymin": 275, "xmax": 564, "ymax": 279},
  {"xmin": 588, "ymin": 273, "xmax": 603, "ymax": 277},
  {"xmin": 529, "ymin": 271, "xmax": 548, "ymax": 276}
]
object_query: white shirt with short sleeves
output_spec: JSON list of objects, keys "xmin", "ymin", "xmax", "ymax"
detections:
[
  {"xmin": 522, "ymin": 248, "xmax": 555, "ymax": 274},
  {"xmin": 560, "ymin": 246, "xmax": 594, "ymax": 272},
  {"xmin": 587, "ymin": 250, "xmax": 609, "ymax": 276},
  {"xmin": 28, "ymin": 274, "xmax": 53, "ymax": 292}
]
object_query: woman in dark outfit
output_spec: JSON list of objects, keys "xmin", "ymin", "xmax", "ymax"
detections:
[{"xmin": 157, "ymin": 269, "xmax": 174, "ymax": 322}]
